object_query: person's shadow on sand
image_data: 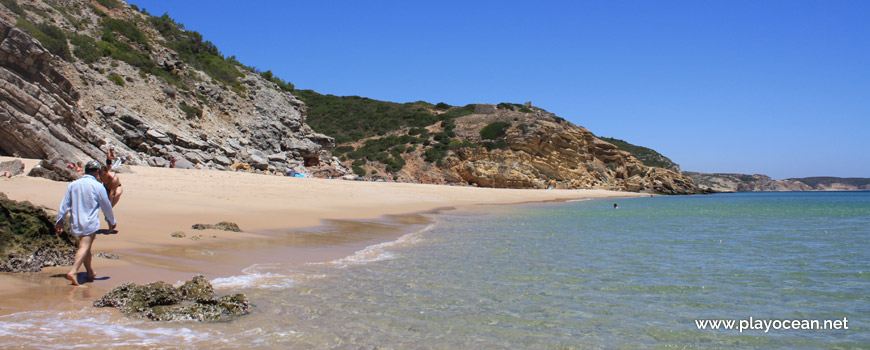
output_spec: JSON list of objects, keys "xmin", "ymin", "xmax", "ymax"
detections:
[
  {"xmin": 52, "ymin": 273, "xmax": 110, "ymax": 285},
  {"xmin": 95, "ymin": 229, "xmax": 118, "ymax": 235}
]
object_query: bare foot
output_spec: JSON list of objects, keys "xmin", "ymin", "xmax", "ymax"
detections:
[
  {"xmin": 86, "ymin": 273, "xmax": 96, "ymax": 282},
  {"xmin": 66, "ymin": 272, "xmax": 80, "ymax": 286}
]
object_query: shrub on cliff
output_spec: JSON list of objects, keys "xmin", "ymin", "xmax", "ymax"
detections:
[
  {"xmin": 480, "ymin": 121, "xmax": 512, "ymax": 140},
  {"xmin": 0, "ymin": 0, "xmax": 25, "ymax": 16},
  {"xmin": 15, "ymin": 19, "xmax": 72, "ymax": 61}
]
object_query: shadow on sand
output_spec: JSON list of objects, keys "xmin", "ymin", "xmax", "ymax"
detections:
[{"xmin": 51, "ymin": 273, "xmax": 110, "ymax": 285}]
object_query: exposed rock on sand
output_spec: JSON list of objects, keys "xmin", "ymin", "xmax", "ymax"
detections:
[
  {"xmin": 93, "ymin": 275, "xmax": 250, "ymax": 322},
  {"xmin": 0, "ymin": 193, "xmax": 76, "ymax": 272},
  {"xmin": 0, "ymin": 159, "xmax": 24, "ymax": 176},
  {"xmin": 26, "ymin": 159, "xmax": 81, "ymax": 182},
  {"xmin": 191, "ymin": 221, "xmax": 241, "ymax": 232}
]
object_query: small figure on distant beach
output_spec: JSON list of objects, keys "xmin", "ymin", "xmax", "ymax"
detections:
[
  {"xmin": 55, "ymin": 161, "xmax": 117, "ymax": 286},
  {"xmin": 169, "ymin": 157, "xmax": 177, "ymax": 169},
  {"xmin": 74, "ymin": 161, "xmax": 84, "ymax": 175},
  {"xmin": 613, "ymin": 203, "xmax": 619, "ymax": 209},
  {"xmin": 105, "ymin": 145, "xmax": 118, "ymax": 168},
  {"xmin": 99, "ymin": 165, "xmax": 123, "ymax": 207}
]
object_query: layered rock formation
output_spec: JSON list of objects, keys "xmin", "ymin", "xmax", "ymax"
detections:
[
  {"xmin": 351, "ymin": 107, "xmax": 702, "ymax": 194},
  {"xmin": 0, "ymin": 19, "xmax": 105, "ymax": 162},
  {"xmin": 0, "ymin": 2, "xmax": 347, "ymax": 178},
  {"xmin": 443, "ymin": 113, "xmax": 698, "ymax": 193}
]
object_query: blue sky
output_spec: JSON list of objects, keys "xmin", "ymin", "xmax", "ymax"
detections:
[{"xmin": 128, "ymin": 0, "xmax": 869, "ymax": 179}]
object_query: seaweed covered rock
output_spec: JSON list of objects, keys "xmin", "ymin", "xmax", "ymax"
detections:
[
  {"xmin": 191, "ymin": 221, "xmax": 241, "ymax": 232},
  {"xmin": 0, "ymin": 193, "xmax": 76, "ymax": 272},
  {"xmin": 94, "ymin": 275, "xmax": 250, "ymax": 322}
]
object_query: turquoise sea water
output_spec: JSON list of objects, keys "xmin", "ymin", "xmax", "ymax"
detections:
[{"xmin": 2, "ymin": 192, "xmax": 869, "ymax": 349}]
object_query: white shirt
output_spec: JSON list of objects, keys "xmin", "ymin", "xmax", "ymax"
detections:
[{"xmin": 55, "ymin": 174, "xmax": 116, "ymax": 236}]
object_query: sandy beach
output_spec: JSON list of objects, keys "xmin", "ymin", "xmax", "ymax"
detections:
[{"xmin": 0, "ymin": 156, "xmax": 644, "ymax": 316}]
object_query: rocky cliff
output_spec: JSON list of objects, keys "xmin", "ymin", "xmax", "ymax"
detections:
[
  {"xmin": 343, "ymin": 106, "xmax": 703, "ymax": 194},
  {"xmin": 1, "ymin": 0, "xmax": 700, "ymax": 193},
  {"xmin": 0, "ymin": 0, "xmax": 347, "ymax": 177},
  {"xmin": 683, "ymin": 172, "xmax": 870, "ymax": 192}
]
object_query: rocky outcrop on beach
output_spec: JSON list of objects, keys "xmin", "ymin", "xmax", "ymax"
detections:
[
  {"xmin": 684, "ymin": 172, "xmax": 870, "ymax": 192},
  {"xmin": 0, "ymin": 159, "xmax": 24, "ymax": 176},
  {"xmin": 191, "ymin": 221, "xmax": 241, "ymax": 232},
  {"xmin": 26, "ymin": 159, "xmax": 81, "ymax": 182},
  {"xmin": 0, "ymin": 193, "xmax": 76, "ymax": 272},
  {"xmin": 0, "ymin": 1, "xmax": 348, "ymax": 178},
  {"xmin": 93, "ymin": 275, "xmax": 250, "ymax": 322}
]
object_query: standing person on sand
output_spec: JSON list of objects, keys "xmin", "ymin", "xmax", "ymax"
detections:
[
  {"xmin": 55, "ymin": 161, "xmax": 117, "ymax": 286},
  {"xmin": 98, "ymin": 165, "xmax": 123, "ymax": 207}
]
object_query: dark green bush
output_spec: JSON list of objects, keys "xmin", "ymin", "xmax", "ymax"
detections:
[
  {"xmin": 96, "ymin": 0, "xmax": 121, "ymax": 9},
  {"xmin": 480, "ymin": 121, "xmax": 512, "ymax": 140},
  {"xmin": 149, "ymin": 13, "xmax": 242, "ymax": 87},
  {"xmin": 69, "ymin": 34, "xmax": 99, "ymax": 63},
  {"xmin": 260, "ymin": 70, "xmax": 294, "ymax": 92},
  {"xmin": 332, "ymin": 146, "xmax": 354, "ymax": 157},
  {"xmin": 179, "ymin": 102, "xmax": 199, "ymax": 118},
  {"xmin": 101, "ymin": 18, "xmax": 149, "ymax": 48},
  {"xmin": 107, "ymin": 73, "xmax": 124, "ymax": 86},
  {"xmin": 352, "ymin": 165, "xmax": 366, "ymax": 177},
  {"xmin": 424, "ymin": 143, "xmax": 448, "ymax": 164},
  {"xmin": 1, "ymin": 0, "xmax": 25, "ymax": 16}
]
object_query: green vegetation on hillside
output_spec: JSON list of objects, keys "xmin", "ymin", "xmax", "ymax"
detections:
[
  {"xmin": 149, "ymin": 14, "xmax": 244, "ymax": 88},
  {"xmin": 0, "ymin": 0, "xmax": 25, "ymax": 16},
  {"xmin": 480, "ymin": 121, "xmax": 512, "ymax": 140},
  {"xmin": 15, "ymin": 5, "xmax": 251, "ymax": 93},
  {"xmin": 598, "ymin": 136, "xmax": 679, "ymax": 170},
  {"xmin": 295, "ymin": 89, "xmax": 474, "ymax": 144},
  {"xmin": 15, "ymin": 18, "xmax": 72, "ymax": 61}
]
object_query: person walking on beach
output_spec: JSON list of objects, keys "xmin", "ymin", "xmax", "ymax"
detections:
[
  {"xmin": 55, "ymin": 161, "xmax": 117, "ymax": 286},
  {"xmin": 98, "ymin": 165, "xmax": 123, "ymax": 207}
]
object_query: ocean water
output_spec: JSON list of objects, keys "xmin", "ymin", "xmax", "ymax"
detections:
[{"xmin": 2, "ymin": 192, "xmax": 869, "ymax": 349}]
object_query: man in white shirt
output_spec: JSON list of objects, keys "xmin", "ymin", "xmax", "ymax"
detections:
[{"xmin": 55, "ymin": 161, "xmax": 118, "ymax": 286}]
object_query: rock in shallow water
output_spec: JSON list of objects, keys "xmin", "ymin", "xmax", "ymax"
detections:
[{"xmin": 93, "ymin": 275, "xmax": 250, "ymax": 322}]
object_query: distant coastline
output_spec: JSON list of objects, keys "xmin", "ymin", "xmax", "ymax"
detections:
[{"xmin": 683, "ymin": 172, "xmax": 870, "ymax": 192}]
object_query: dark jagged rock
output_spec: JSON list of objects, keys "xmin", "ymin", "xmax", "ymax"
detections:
[
  {"xmin": 26, "ymin": 159, "xmax": 81, "ymax": 182},
  {"xmin": 0, "ymin": 159, "xmax": 24, "ymax": 176},
  {"xmin": 191, "ymin": 221, "xmax": 241, "ymax": 232},
  {"xmin": 94, "ymin": 275, "xmax": 250, "ymax": 322},
  {"xmin": 0, "ymin": 193, "xmax": 76, "ymax": 272}
]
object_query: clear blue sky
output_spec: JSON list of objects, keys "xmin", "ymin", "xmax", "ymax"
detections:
[{"xmin": 128, "ymin": 0, "xmax": 869, "ymax": 179}]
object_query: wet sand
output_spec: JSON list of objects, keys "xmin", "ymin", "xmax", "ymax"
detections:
[{"xmin": 0, "ymin": 156, "xmax": 645, "ymax": 316}]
